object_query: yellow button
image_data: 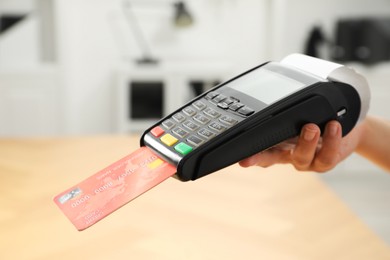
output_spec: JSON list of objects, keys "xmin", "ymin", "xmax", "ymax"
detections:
[{"xmin": 161, "ymin": 134, "xmax": 178, "ymax": 146}]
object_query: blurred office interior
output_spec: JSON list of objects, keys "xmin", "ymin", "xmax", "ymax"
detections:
[{"xmin": 1, "ymin": 0, "xmax": 390, "ymax": 244}]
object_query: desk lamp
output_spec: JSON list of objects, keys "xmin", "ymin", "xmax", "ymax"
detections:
[{"xmin": 123, "ymin": 0, "xmax": 194, "ymax": 65}]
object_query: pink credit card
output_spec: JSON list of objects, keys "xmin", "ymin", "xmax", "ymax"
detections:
[{"xmin": 53, "ymin": 146, "xmax": 176, "ymax": 231}]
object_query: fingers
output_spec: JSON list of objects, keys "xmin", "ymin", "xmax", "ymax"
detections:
[
  {"xmin": 239, "ymin": 148, "xmax": 291, "ymax": 168},
  {"xmin": 291, "ymin": 123, "xmax": 321, "ymax": 171},
  {"xmin": 291, "ymin": 121, "xmax": 342, "ymax": 172},
  {"xmin": 239, "ymin": 124, "xmax": 322, "ymax": 169},
  {"xmin": 312, "ymin": 121, "xmax": 342, "ymax": 172},
  {"xmin": 239, "ymin": 121, "xmax": 343, "ymax": 173},
  {"xmin": 238, "ymin": 154, "xmax": 258, "ymax": 168}
]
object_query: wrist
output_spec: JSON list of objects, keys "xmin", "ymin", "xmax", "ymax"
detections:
[{"xmin": 355, "ymin": 116, "xmax": 370, "ymax": 155}]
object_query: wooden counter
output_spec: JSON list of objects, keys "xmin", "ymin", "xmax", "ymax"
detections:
[{"xmin": 0, "ymin": 135, "xmax": 389, "ymax": 259}]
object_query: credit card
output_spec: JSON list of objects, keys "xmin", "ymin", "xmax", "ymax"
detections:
[{"xmin": 53, "ymin": 146, "xmax": 176, "ymax": 231}]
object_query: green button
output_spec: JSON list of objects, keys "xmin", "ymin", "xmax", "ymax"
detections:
[{"xmin": 174, "ymin": 142, "xmax": 193, "ymax": 155}]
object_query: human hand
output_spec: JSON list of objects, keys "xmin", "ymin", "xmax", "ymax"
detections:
[{"xmin": 239, "ymin": 120, "xmax": 365, "ymax": 173}]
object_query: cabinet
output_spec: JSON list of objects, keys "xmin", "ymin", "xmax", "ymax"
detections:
[{"xmin": 115, "ymin": 62, "xmax": 232, "ymax": 133}]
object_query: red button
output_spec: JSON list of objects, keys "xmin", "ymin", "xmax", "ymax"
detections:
[{"xmin": 151, "ymin": 126, "xmax": 165, "ymax": 137}]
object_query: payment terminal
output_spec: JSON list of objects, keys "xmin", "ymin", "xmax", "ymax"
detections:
[{"xmin": 141, "ymin": 54, "xmax": 371, "ymax": 181}]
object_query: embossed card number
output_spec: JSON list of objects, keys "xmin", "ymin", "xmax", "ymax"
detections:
[{"xmin": 53, "ymin": 147, "xmax": 176, "ymax": 231}]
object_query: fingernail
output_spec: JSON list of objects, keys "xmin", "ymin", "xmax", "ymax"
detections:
[
  {"xmin": 303, "ymin": 128, "xmax": 316, "ymax": 141},
  {"xmin": 328, "ymin": 122, "xmax": 339, "ymax": 136}
]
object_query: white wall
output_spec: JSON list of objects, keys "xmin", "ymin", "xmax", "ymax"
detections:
[
  {"xmin": 0, "ymin": 0, "xmax": 62, "ymax": 137},
  {"xmin": 0, "ymin": 15, "xmax": 41, "ymax": 68},
  {"xmin": 0, "ymin": 0, "xmax": 40, "ymax": 68},
  {"xmin": 0, "ymin": 0, "xmax": 35, "ymax": 12},
  {"xmin": 55, "ymin": 0, "xmax": 120, "ymax": 135},
  {"xmin": 0, "ymin": 66, "xmax": 62, "ymax": 137},
  {"xmin": 54, "ymin": 0, "xmax": 268, "ymax": 135},
  {"xmin": 2, "ymin": 0, "xmax": 390, "ymax": 136}
]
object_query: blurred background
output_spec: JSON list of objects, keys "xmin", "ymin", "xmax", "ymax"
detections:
[{"xmin": 1, "ymin": 0, "xmax": 390, "ymax": 244}]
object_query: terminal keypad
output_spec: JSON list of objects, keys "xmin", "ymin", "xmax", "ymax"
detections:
[{"xmin": 150, "ymin": 91, "xmax": 254, "ymax": 156}]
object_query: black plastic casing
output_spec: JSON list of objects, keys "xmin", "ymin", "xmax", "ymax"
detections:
[{"xmin": 140, "ymin": 63, "xmax": 361, "ymax": 182}]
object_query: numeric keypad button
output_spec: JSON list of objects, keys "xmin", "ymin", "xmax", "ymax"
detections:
[
  {"xmin": 187, "ymin": 135, "xmax": 204, "ymax": 147},
  {"xmin": 183, "ymin": 106, "xmax": 197, "ymax": 116},
  {"xmin": 219, "ymin": 115, "xmax": 238, "ymax": 126},
  {"xmin": 209, "ymin": 122, "xmax": 227, "ymax": 133},
  {"xmin": 172, "ymin": 127, "xmax": 189, "ymax": 138},
  {"xmin": 162, "ymin": 119, "xmax": 175, "ymax": 129},
  {"xmin": 172, "ymin": 112, "xmax": 186, "ymax": 123},
  {"xmin": 204, "ymin": 107, "xmax": 221, "ymax": 118},
  {"xmin": 193, "ymin": 101, "xmax": 207, "ymax": 111},
  {"xmin": 193, "ymin": 114, "xmax": 210, "ymax": 125},
  {"xmin": 198, "ymin": 128, "xmax": 216, "ymax": 140},
  {"xmin": 183, "ymin": 120, "xmax": 200, "ymax": 131}
]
